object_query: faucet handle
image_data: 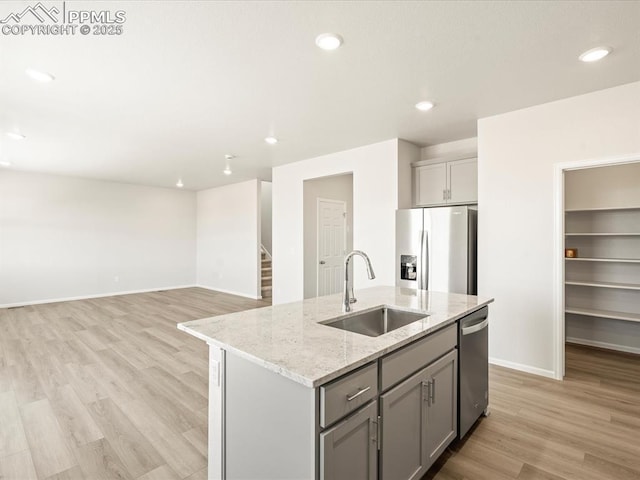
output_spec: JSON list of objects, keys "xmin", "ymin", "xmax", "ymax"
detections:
[{"xmin": 349, "ymin": 298, "xmax": 357, "ymax": 304}]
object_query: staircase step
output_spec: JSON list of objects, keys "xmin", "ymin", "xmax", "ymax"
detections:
[
  {"xmin": 261, "ymin": 276, "xmax": 272, "ymax": 287},
  {"xmin": 261, "ymin": 285, "xmax": 272, "ymax": 298}
]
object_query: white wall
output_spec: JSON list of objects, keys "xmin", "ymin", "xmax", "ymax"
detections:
[
  {"xmin": 478, "ymin": 81, "xmax": 640, "ymax": 378},
  {"xmin": 397, "ymin": 139, "xmax": 420, "ymax": 209},
  {"xmin": 0, "ymin": 171, "xmax": 196, "ymax": 307},
  {"xmin": 197, "ymin": 179, "xmax": 261, "ymax": 299},
  {"xmin": 260, "ymin": 181, "xmax": 273, "ymax": 255},
  {"xmin": 303, "ymin": 174, "xmax": 353, "ymax": 299},
  {"xmin": 272, "ymin": 139, "xmax": 400, "ymax": 304}
]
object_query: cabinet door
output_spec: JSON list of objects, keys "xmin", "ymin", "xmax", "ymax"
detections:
[
  {"xmin": 448, "ymin": 158, "xmax": 477, "ymax": 204},
  {"xmin": 415, "ymin": 163, "xmax": 447, "ymax": 206},
  {"xmin": 380, "ymin": 367, "xmax": 429, "ymax": 480},
  {"xmin": 425, "ymin": 349, "xmax": 458, "ymax": 466},
  {"xmin": 320, "ymin": 401, "xmax": 378, "ymax": 480}
]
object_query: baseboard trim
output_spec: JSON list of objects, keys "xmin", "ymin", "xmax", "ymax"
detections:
[
  {"xmin": 195, "ymin": 285, "xmax": 262, "ymax": 300},
  {"xmin": 566, "ymin": 337, "xmax": 640, "ymax": 355},
  {"xmin": 489, "ymin": 357, "xmax": 557, "ymax": 380},
  {"xmin": 0, "ymin": 285, "xmax": 198, "ymax": 309}
]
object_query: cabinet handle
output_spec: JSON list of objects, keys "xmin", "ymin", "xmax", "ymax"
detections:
[
  {"xmin": 430, "ymin": 378, "xmax": 436, "ymax": 404},
  {"xmin": 422, "ymin": 381, "xmax": 431, "ymax": 406},
  {"xmin": 369, "ymin": 417, "xmax": 377, "ymax": 447},
  {"xmin": 346, "ymin": 386, "xmax": 371, "ymax": 402},
  {"xmin": 443, "ymin": 189, "xmax": 446, "ymax": 200}
]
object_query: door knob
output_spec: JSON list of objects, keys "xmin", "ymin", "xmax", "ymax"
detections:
[{"xmin": 319, "ymin": 260, "xmax": 326, "ymax": 264}]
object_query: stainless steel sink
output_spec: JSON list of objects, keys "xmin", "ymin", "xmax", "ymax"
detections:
[{"xmin": 321, "ymin": 306, "xmax": 429, "ymax": 337}]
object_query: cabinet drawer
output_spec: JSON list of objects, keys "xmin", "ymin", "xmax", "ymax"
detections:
[
  {"xmin": 380, "ymin": 324, "xmax": 456, "ymax": 391},
  {"xmin": 320, "ymin": 362, "xmax": 378, "ymax": 428}
]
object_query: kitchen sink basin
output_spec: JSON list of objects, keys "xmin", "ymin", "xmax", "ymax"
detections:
[{"xmin": 321, "ymin": 306, "xmax": 429, "ymax": 337}]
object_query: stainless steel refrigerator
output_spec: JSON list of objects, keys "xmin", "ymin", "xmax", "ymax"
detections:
[{"xmin": 396, "ymin": 205, "xmax": 477, "ymax": 294}]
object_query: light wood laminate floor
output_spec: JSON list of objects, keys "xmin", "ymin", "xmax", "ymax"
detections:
[
  {"xmin": 1, "ymin": 288, "xmax": 639, "ymax": 479},
  {"xmin": 426, "ymin": 344, "xmax": 640, "ymax": 480},
  {"xmin": 0, "ymin": 288, "xmax": 269, "ymax": 480}
]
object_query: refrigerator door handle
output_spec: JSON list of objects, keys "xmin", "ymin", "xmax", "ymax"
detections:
[
  {"xmin": 421, "ymin": 230, "xmax": 429, "ymax": 290},
  {"xmin": 418, "ymin": 230, "xmax": 425, "ymax": 289}
]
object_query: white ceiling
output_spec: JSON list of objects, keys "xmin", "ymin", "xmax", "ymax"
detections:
[{"xmin": 1, "ymin": 1, "xmax": 639, "ymax": 190}]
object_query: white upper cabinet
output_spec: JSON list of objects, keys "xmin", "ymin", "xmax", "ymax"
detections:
[
  {"xmin": 413, "ymin": 158, "xmax": 477, "ymax": 207},
  {"xmin": 414, "ymin": 163, "xmax": 447, "ymax": 206}
]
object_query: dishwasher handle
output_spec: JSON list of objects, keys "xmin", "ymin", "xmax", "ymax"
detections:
[{"xmin": 461, "ymin": 318, "xmax": 488, "ymax": 336}]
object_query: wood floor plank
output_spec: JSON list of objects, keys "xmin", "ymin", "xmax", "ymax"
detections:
[
  {"xmin": 10, "ymin": 353, "xmax": 47, "ymax": 405},
  {"xmin": 0, "ymin": 450, "xmax": 39, "ymax": 480},
  {"xmin": 115, "ymin": 398, "xmax": 207, "ymax": 478},
  {"xmin": 20, "ymin": 399, "xmax": 78, "ymax": 479},
  {"xmin": 183, "ymin": 468, "xmax": 208, "ymax": 480},
  {"xmin": 49, "ymin": 384, "xmax": 104, "ymax": 447},
  {"xmin": 182, "ymin": 426, "xmax": 208, "ymax": 458},
  {"xmin": 582, "ymin": 452, "xmax": 640, "ymax": 480},
  {"xmin": 0, "ymin": 390, "xmax": 29, "ymax": 458},
  {"xmin": 63, "ymin": 362, "xmax": 109, "ymax": 405},
  {"xmin": 517, "ymin": 464, "xmax": 567, "ymax": 480},
  {"xmin": 73, "ymin": 438, "xmax": 134, "ymax": 480},
  {"xmin": 0, "ymin": 365, "xmax": 13, "ymax": 393},
  {"xmin": 86, "ymin": 398, "xmax": 164, "ymax": 478},
  {"xmin": 136, "ymin": 464, "xmax": 181, "ymax": 480},
  {"xmin": 44, "ymin": 465, "xmax": 85, "ymax": 480}
]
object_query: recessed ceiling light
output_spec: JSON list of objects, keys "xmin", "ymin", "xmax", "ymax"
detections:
[
  {"xmin": 315, "ymin": 33, "xmax": 343, "ymax": 51},
  {"xmin": 0, "ymin": 161, "xmax": 12, "ymax": 167},
  {"xmin": 25, "ymin": 68, "xmax": 55, "ymax": 82},
  {"xmin": 579, "ymin": 47, "xmax": 612, "ymax": 63},
  {"xmin": 415, "ymin": 101, "xmax": 435, "ymax": 112},
  {"xmin": 265, "ymin": 136, "xmax": 278, "ymax": 145},
  {"xmin": 6, "ymin": 132, "xmax": 26, "ymax": 140},
  {"xmin": 176, "ymin": 179, "xmax": 184, "ymax": 188},
  {"xmin": 224, "ymin": 154, "xmax": 234, "ymax": 175}
]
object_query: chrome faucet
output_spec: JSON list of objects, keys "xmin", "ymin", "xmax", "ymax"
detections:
[{"xmin": 343, "ymin": 250, "xmax": 376, "ymax": 312}]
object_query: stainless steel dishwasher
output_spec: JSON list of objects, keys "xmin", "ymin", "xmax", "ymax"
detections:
[{"xmin": 458, "ymin": 306, "xmax": 489, "ymax": 439}]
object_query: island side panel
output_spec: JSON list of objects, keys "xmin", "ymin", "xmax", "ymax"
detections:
[
  {"xmin": 208, "ymin": 344, "xmax": 226, "ymax": 480},
  {"xmin": 225, "ymin": 352, "xmax": 316, "ymax": 479}
]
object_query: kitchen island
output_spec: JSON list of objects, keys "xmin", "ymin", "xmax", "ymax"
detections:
[{"xmin": 179, "ymin": 286, "xmax": 493, "ymax": 480}]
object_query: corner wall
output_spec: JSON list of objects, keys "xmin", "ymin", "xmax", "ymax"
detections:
[
  {"xmin": 478, "ymin": 81, "xmax": 640, "ymax": 377},
  {"xmin": 197, "ymin": 179, "xmax": 261, "ymax": 299},
  {"xmin": 260, "ymin": 181, "xmax": 273, "ymax": 255},
  {"xmin": 272, "ymin": 139, "xmax": 400, "ymax": 304},
  {"xmin": 0, "ymin": 171, "xmax": 197, "ymax": 307}
]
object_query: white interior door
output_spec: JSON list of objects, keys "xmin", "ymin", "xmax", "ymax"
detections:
[{"xmin": 317, "ymin": 199, "xmax": 347, "ymax": 296}]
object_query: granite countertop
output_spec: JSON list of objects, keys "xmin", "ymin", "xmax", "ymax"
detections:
[{"xmin": 178, "ymin": 286, "xmax": 493, "ymax": 388}]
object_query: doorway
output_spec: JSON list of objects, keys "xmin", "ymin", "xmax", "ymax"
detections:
[
  {"xmin": 316, "ymin": 199, "xmax": 347, "ymax": 296},
  {"xmin": 303, "ymin": 174, "xmax": 353, "ymax": 299},
  {"xmin": 554, "ymin": 154, "xmax": 640, "ymax": 378}
]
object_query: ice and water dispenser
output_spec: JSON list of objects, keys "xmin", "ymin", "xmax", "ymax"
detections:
[{"xmin": 400, "ymin": 255, "xmax": 417, "ymax": 281}]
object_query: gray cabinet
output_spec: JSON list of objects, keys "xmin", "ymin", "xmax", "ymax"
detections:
[
  {"xmin": 425, "ymin": 350, "xmax": 458, "ymax": 464},
  {"xmin": 414, "ymin": 158, "xmax": 477, "ymax": 207},
  {"xmin": 380, "ymin": 368, "xmax": 428, "ymax": 480},
  {"xmin": 380, "ymin": 349, "xmax": 457, "ymax": 480},
  {"xmin": 318, "ymin": 324, "xmax": 461, "ymax": 480},
  {"xmin": 320, "ymin": 401, "xmax": 378, "ymax": 480}
]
